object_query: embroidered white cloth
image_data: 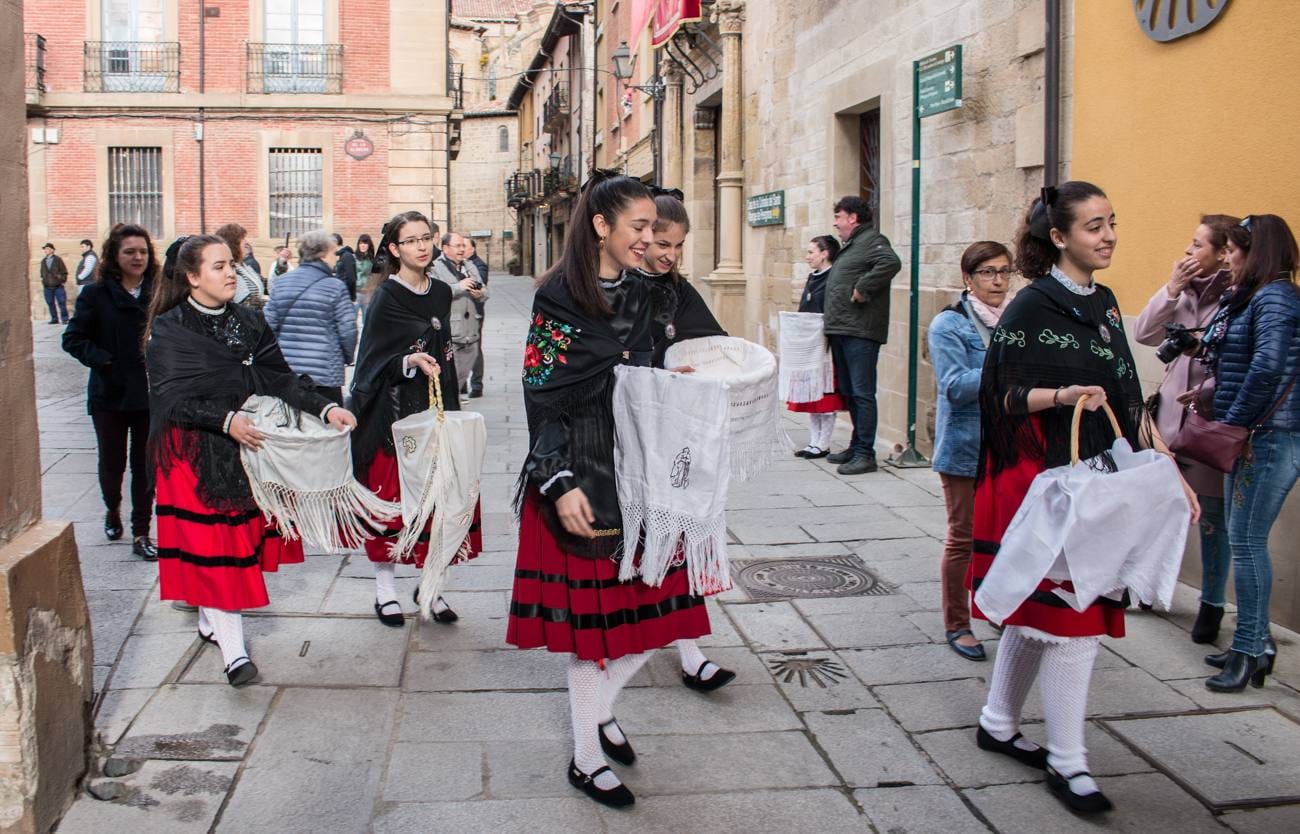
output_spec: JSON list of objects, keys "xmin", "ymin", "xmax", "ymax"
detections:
[
  {"xmin": 778, "ymin": 311, "xmax": 834, "ymax": 403},
  {"xmin": 238, "ymin": 395, "xmax": 400, "ymax": 552},
  {"xmin": 390, "ymin": 400, "xmax": 486, "ymax": 618},
  {"xmin": 613, "ymin": 366, "xmax": 731, "ymax": 595},
  {"xmin": 974, "ymin": 439, "xmax": 1191, "ymax": 625},
  {"xmin": 663, "ymin": 335, "xmax": 788, "ymax": 481}
]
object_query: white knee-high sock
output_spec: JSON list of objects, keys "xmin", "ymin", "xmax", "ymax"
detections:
[
  {"xmin": 568, "ymin": 658, "xmax": 622, "ymax": 789},
  {"xmin": 203, "ymin": 607, "xmax": 249, "ymax": 670},
  {"xmin": 980, "ymin": 626, "xmax": 1045, "ymax": 752},
  {"xmin": 373, "ymin": 561, "xmax": 398, "ymax": 605},
  {"xmin": 596, "ymin": 651, "xmax": 652, "ymax": 743},
  {"xmin": 810, "ymin": 413, "xmax": 835, "ymax": 450},
  {"xmin": 198, "ymin": 606, "xmax": 213, "ymax": 636},
  {"xmin": 1040, "ymin": 636, "xmax": 1101, "ymax": 793},
  {"xmin": 676, "ymin": 639, "xmax": 714, "ymax": 679}
]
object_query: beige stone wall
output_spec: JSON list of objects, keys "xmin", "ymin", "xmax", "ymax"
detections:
[
  {"xmin": 451, "ymin": 115, "xmax": 519, "ymax": 270},
  {"xmin": 737, "ymin": 0, "xmax": 1071, "ymax": 456}
]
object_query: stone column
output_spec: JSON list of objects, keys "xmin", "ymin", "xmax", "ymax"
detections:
[
  {"xmin": 661, "ymin": 69, "xmax": 684, "ymax": 190},
  {"xmin": 1, "ymin": 0, "xmax": 93, "ymax": 829},
  {"xmin": 698, "ymin": 0, "xmax": 746, "ymax": 335}
]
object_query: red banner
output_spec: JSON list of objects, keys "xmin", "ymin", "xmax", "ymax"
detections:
[{"xmin": 651, "ymin": 0, "xmax": 702, "ymax": 47}]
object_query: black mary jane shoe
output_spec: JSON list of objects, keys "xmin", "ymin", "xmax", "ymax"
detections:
[
  {"xmin": 568, "ymin": 759, "xmax": 634, "ymax": 808},
  {"xmin": 599, "ymin": 718, "xmax": 636, "ymax": 766},
  {"xmin": 413, "ymin": 589, "xmax": 460, "ymax": 624},
  {"xmin": 1206, "ymin": 636, "xmax": 1276, "ymax": 670},
  {"xmin": 682, "ymin": 660, "xmax": 737, "ymax": 693},
  {"xmin": 1206, "ymin": 650, "xmax": 1272, "ymax": 692},
  {"xmin": 197, "ymin": 626, "xmax": 217, "ymax": 646},
  {"xmin": 225, "ymin": 658, "xmax": 259, "ymax": 688},
  {"xmin": 975, "ymin": 726, "xmax": 1049, "ymax": 770},
  {"xmin": 132, "ymin": 536, "xmax": 158, "ymax": 561},
  {"xmin": 945, "ymin": 629, "xmax": 987, "ymax": 662},
  {"xmin": 1045, "ymin": 767, "xmax": 1113, "ymax": 814},
  {"xmin": 794, "ymin": 447, "xmax": 812, "ymax": 458},
  {"xmin": 374, "ymin": 600, "xmax": 406, "ymax": 628},
  {"xmin": 1190, "ymin": 602, "xmax": 1225, "ymax": 644},
  {"xmin": 104, "ymin": 510, "xmax": 124, "ymax": 542},
  {"xmin": 804, "ymin": 447, "xmax": 830, "ymax": 459}
]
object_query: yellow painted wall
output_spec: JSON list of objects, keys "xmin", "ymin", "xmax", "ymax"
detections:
[{"xmin": 1072, "ymin": 1, "xmax": 1299, "ymax": 312}]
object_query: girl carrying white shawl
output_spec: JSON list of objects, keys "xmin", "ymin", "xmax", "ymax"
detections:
[
  {"xmin": 145, "ymin": 235, "xmax": 357, "ymax": 688},
  {"xmin": 785, "ymin": 235, "xmax": 845, "ymax": 458},
  {"xmin": 350, "ymin": 211, "xmax": 483, "ymax": 628}
]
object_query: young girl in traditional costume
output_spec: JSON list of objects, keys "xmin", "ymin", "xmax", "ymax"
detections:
[
  {"xmin": 350, "ymin": 212, "xmax": 481, "ymax": 627},
  {"xmin": 970, "ymin": 182, "xmax": 1197, "ymax": 814},
  {"xmin": 788, "ymin": 234, "xmax": 845, "ymax": 459},
  {"xmin": 506, "ymin": 174, "xmax": 713, "ymax": 808},
  {"xmin": 145, "ymin": 235, "xmax": 356, "ymax": 687},
  {"xmin": 639, "ymin": 191, "xmax": 736, "ymax": 693}
]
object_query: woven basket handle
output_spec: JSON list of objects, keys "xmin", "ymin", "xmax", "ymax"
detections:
[
  {"xmin": 427, "ymin": 369, "xmax": 445, "ymax": 424},
  {"xmin": 1070, "ymin": 393, "xmax": 1123, "ymax": 465}
]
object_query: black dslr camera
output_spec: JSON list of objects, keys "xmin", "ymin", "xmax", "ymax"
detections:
[{"xmin": 1156, "ymin": 323, "xmax": 1202, "ymax": 364}]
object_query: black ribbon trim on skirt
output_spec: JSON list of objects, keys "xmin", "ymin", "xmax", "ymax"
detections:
[
  {"xmin": 157, "ymin": 504, "xmax": 262, "ymax": 526},
  {"xmin": 509, "ymin": 593, "xmax": 704, "ymax": 631},
  {"xmin": 970, "ymin": 576, "xmax": 1129, "ymax": 610},
  {"xmin": 513, "ymin": 559, "xmax": 693, "ymax": 591},
  {"xmin": 156, "ymin": 547, "xmax": 261, "ymax": 570}
]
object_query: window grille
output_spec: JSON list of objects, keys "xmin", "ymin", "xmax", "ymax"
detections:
[
  {"xmin": 107, "ymin": 147, "xmax": 163, "ymax": 237},
  {"xmin": 268, "ymin": 148, "xmax": 323, "ymax": 238}
]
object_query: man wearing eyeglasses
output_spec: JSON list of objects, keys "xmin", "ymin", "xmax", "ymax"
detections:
[
  {"xmin": 822, "ymin": 195, "xmax": 903, "ymax": 475},
  {"xmin": 430, "ymin": 232, "xmax": 488, "ymax": 396}
]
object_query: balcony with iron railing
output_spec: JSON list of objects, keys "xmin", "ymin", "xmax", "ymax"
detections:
[
  {"xmin": 506, "ymin": 170, "xmax": 541, "ymax": 208},
  {"xmin": 448, "ymin": 61, "xmax": 464, "ymax": 110},
  {"xmin": 542, "ymin": 158, "xmax": 577, "ymax": 199},
  {"xmin": 84, "ymin": 41, "xmax": 180, "ymax": 92},
  {"xmin": 542, "ymin": 83, "xmax": 570, "ymax": 133},
  {"xmin": 25, "ymin": 33, "xmax": 45, "ymax": 99},
  {"xmin": 247, "ymin": 43, "xmax": 343, "ymax": 94}
]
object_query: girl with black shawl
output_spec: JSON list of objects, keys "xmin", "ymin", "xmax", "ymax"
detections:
[
  {"xmin": 145, "ymin": 235, "xmax": 356, "ymax": 687},
  {"xmin": 505, "ymin": 174, "xmax": 711, "ymax": 808},
  {"xmin": 788, "ymin": 234, "xmax": 846, "ymax": 458},
  {"xmin": 638, "ymin": 192, "xmax": 737, "ymax": 694},
  {"xmin": 350, "ymin": 212, "xmax": 481, "ymax": 628},
  {"xmin": 968, "ymin": 182, "xmax": 1197, "ymax": 814}
]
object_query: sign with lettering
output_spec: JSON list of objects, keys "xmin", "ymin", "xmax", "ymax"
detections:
[
  {"xmin": 916, "ymin": 46, "xmax": 962, "ymax": 118},
  {"xmin": 344, "ymin": 131, "xmax": 374, "ymax": 160},
  {"xmin": 746, "ymin": 191, "xmax": 785, "ymax": 227}
]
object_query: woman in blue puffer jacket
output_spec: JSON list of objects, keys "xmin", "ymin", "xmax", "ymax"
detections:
[{"xmin": 1199, "ymin": 214, "xmax": 1299, "ymax": 693}]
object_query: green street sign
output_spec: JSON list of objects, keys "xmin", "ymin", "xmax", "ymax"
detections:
[
  {"xmin": 746, "ymin": 190, "xmax": 785, "ymax": 227},
  {"xmin": 916, "ymin": 45, "xmax": 962, "ymax": 118}
]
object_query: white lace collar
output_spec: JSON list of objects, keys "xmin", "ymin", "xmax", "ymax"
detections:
[
  {"xmin": 1051, "ymin": 264, "xmax": 1096, "ymax": 296},
  {"xmin": 188, "ymin": 296, "xmax": 227, "ymax": 315}
]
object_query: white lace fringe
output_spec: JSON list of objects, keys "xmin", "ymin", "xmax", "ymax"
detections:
[
  {"xmin": 781, "ymin": 367, "xmax": 827, "ymax": 404},
  {"xmin": 729, "ymin": 435, "xmax": 791, "ymax": 482},
  {"xmin": 618, "ymin": 502, "xmax": 731, "ymax": 596},
  {"xmin": 247, "ymin": 479, "xmax": 399, "ymax": 552}
]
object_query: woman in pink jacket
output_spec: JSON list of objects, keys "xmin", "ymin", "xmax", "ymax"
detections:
[{"xmin": 1133, "ymin": 214, "xmax": 1239, "ymax": 644}]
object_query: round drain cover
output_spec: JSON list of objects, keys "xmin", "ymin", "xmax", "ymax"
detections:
[{"xmin": 735, "ymin": 557, "xmax": 881, "ymax": 600}]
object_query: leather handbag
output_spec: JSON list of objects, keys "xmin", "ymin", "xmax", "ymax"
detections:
[{"xmin": 1171, "ymin": 377, "xmax": 1296, "ymax": 473}]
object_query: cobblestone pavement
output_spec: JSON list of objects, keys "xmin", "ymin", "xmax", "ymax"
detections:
[{"xmin": 38, "ymin": 276, "xmax": 1300, "ymax": 833}]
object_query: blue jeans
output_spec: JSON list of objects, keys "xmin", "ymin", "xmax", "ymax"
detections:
[
  {"xmin": 829, "ymin": 335, "xmax": 881, "ymax": 457},
  {"xmin": 1198, "ymin": 494, "xmax": 1232, "ymax": 607},
  {"xmin": 1224, "ymin": 430, "xmax": 1300, "ymax": 656},
  {"xmin": 44, "ymin": 286, "xmax": 67, "ymax": 322}
]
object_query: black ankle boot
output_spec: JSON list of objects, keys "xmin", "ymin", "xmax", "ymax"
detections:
[
  {"xmin": 1206, "ymin": 650, "xmax": 1271, "ymax": 692},
  {"xmin": 1191, "ymin": 602, "xmax": 1225, "ymax": 644},
  {"xmin": 1207, "ymin": 636, "xmax": 1275, "ymax": 669}
]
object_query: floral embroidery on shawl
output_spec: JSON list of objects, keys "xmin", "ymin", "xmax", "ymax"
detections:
[{"xmin": 522, "ymin": 313, "xmax": 577, "ymax": 386}]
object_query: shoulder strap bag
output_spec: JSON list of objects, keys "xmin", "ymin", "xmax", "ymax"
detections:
[{"xmin": 1170, "ymin": 376, "xmax": 1296, "ymax": 473}]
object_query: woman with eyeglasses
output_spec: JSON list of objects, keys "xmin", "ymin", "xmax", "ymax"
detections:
[
  {"xmin": 1133, "ymin": 214, "xmax": 1239, "ymax": 644},
  {"xmin": 350, "ymin": 212, "xmax": 480, "ymax": 627},
  {"xmin": 927, "ymin": 241, "xmax": 1014, "ymax": 663},
  {"xmin": 506, "ymin": 173, "xmax": 712, "ymax": 808},
  {"xmin": 1198, "ymin": 214, "xmax": 1300, "ymax": 692}
]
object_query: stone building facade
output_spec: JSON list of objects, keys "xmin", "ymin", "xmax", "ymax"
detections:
[{"xmin": 24, "ymin": 0, "xmax": 457, "ymax": 317}]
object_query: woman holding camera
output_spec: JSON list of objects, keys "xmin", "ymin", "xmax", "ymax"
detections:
[
  {"xmin": 1199, "ymin": 214, "xmax": 1299, "ymax": 692},
  {"xmin": 1134, "ymin": 215, "xmax": 1238, "ymax": 644}
]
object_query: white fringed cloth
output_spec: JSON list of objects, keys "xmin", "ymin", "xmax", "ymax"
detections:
[
  {"xmin": 778, "ymin": 311, "xmax": 834, "ymax": 403},
  {"xmin": 238, "ymin": 395, "xmax": 399, "ymax": 552},
  {"xmin": 390, "ymin": 404, "xmax": 486, "ymax": 618},
  {"xmin": 613, "ymin": 366, "xmax": 732, "ymax": 596},
  {"xmin": 664, "ymin": 335, "xmax": 788, "ymax": 482}
]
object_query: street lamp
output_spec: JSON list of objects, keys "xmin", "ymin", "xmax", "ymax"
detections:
[
  {"xmin": 610, "ymin": 40, "xmax": 665, "ymax": 101},
  {"xmin": 548, "ymin": 151, "xmax": 562, "ymax": 169}
]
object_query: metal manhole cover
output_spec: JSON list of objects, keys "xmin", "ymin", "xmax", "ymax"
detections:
[
  {"xmin": 732, "ymin": 555, "xmax": 893, "ymax": 602},
  {"xmin": 767, "ymin": 655, "xmax": 849, "ymax": 688}
]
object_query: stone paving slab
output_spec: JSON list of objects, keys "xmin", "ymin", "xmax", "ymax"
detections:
[
  {"xmin": 803, "ymin": 610, "xmax": 933, "ymax": 649},
  {"xmin": 803, "ymin": 709, "xmax": 945, "ymax": 787},
  {"xmin": 115, "ymin": 683, "xmax": 276, "ymax": 760},
  {"xmin": 398, "ymin": 691, "xmax": 572, "ymax": 742},
  {"xmin": 383, "ymin": 741, "xmax": 485, "ymax": 802},
  {"xmin": 617, "ymin": 683, "xmax": 805, "ymax": 735},
  {"xmin": 107, "ymin": 631, "xmax": 201, "ymax": 690},
  {"xmin": 762, "ymin": 651, "xmax": 884, "ymax": 713},
  {"xmin": 256, "ymin": 554, "xmax": 346, "ymax": 614},
  {"xmin": 1103, "ymin": 707, "xmax": 1300, "ymax": 808},
  {"xmin": 726, "ymin": 601, "xmax": 828, "ymax": 651},
  {"xmin": 839, "ymin": 643, "xmax": 1000, "ymax": 686},
  {"xmin": 408, "ymin": 591, "xmax": 511, "ymax": 652},
  {"xmin": 597, "ymin": 788, "xmax": 869, "ymax": 832},
  {"xmin": 373, "ymin": 796, "xmax": 606, "ymax": 833},
  {"xmin": 855, "ymin": 785, "xmax": 991, "ymax": 834},
  {"xmin": 56, "ymin": 761, "xmax": 239, "ymax": 834},
  {"xmin": 1164, "ymin": 676, "xmax": 1300, "ymax": 720},
  {"xmin": 93, "ymin": 688, "xmax": 155, "ymax": 746},
  {"xmin": 612, "ymin": 730, "xmax": 840, "ymax": 794},
  {"xmin": 85, "ymin": 588, "xmax": 150, "ymax": 667},
  {"xmin": 403, "ymin": 648, "xmax": 567, "ymax": 692},
  {"xmin": 1222, "ymin": 803, "xmax": 1300, "ymax": 833},
  {"xmin": 1103, "ymin": 613, "xmax": 1231, "ymax": 681}
]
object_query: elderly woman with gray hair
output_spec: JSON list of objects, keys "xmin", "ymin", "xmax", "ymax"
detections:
[{"xmin": 262, "ymin": 230, "xmax": 358, "ymax": 405}]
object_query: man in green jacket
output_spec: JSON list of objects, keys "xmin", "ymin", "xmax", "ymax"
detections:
[{"xmin": 822, "ymin": 196, "xmax": 902, "ymax": 474}]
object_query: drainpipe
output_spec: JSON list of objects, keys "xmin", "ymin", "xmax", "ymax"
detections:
[
  {"xmin": 197, "ymin": 0, "xmax": 207, "ymax": 232},
  {"xmin": 1043, "ymin": 0, "xmax": 1061, "ymax": 187}
]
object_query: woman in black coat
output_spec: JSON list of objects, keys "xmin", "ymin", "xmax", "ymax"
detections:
[{"xmin": 62, "ymin": 224, "xmax": 158, "ymax": 558}]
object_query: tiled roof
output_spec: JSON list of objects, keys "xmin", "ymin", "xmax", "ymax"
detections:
[{"xmin": 452, "ymin": 0, "xmax": 541, "ymax": 21}]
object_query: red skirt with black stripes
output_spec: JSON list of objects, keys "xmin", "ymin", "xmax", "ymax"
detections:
[
  {"xmin": 155, "ymin": 444, "xmax": 303, "ymax": 611},
  {"xmin": 361, "ymin": 449, "xmax": 483, "ymax": 568},
  {"xmin": 506, "ymin": 492, "xmax": 712, "ymax": 662},
  {"xmin": 967, "ymin": 451, "xmax": 1125, "ymax": 639}
]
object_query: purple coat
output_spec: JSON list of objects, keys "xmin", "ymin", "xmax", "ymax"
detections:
[{"xmin": 1133, "ymin": 270, "xmax": 1230, "ymax": 496}]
